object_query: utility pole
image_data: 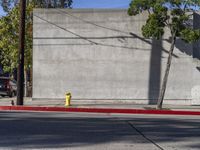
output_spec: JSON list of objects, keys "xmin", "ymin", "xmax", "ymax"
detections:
[{"xmin": 17, "ymin": 0, "xmax": 26, "ymax": 105}]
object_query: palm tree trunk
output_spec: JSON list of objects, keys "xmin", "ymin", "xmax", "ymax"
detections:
[{"xmin": 157, "ymin": 33, "xmax": 176, "ymax": 109}]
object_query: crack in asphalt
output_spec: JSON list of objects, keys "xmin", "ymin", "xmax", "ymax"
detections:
[{"xmin": 126, "ymin": 121, "xmax": 164, "ymax": 150}]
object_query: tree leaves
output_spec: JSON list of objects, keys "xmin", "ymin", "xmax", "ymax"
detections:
[
  {"xmin": 128, "ymin": 0, "xmax": 200, "ymax": 109},
  {"xmin": 180, "ymin": 28, "xmax": 200, "ymax": 43},
  {"xmin": 0, "ymin": 0, "xmax": 14, "ymax": 12},
  {"xmin": 142, "ymin": 14, "xmax": 165, "ymax": 39},
  {"xmin": 0, "ymin": 0, "xmax": 73, "ymax": 75},
  {"xmin": 0, "ymin": 4, "xmax": 31, "ymax": 74},
  {"xmin": 128, "ymin": 0, "xmax": 156, "ymax": 16},
  {"xmin": 128, "ymin": 0, "xmax": 200, "ymax": 41},
  {"xmin": 1, "ymin": 0, "xmax": 73, "ymax": 10}
]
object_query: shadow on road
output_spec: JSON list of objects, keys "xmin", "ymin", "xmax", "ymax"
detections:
[
  {"xmin": 127, "ymin": 117, "xmax": 200, "ymax": 149},
  {"xmin": 0, "ymin": 112, "xmax": 199, "ymax": 149}
]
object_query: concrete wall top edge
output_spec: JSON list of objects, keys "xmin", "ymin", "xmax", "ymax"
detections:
[
  {"xmin": 33, "ymin": 8, "xmax": 130, "ymax": 14},
  {"xmin": 33, "ymin": 8, "xmax": 200, "ymax": 13}
]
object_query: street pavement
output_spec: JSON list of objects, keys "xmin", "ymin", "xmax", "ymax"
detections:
[{"xmin": 0, "ymin": 111, "xmax": 199, "ymax": 150}]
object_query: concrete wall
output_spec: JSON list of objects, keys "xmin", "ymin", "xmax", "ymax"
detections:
[{"xmin": 33, "ymin": 9, "xmax": 200, "ymax": 105}]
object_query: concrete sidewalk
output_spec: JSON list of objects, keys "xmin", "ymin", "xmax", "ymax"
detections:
[
  {"xmin": 0, "ymin": 97, "xmax": 200, "ymax": 111},
  {"xmin": 0, "ymin": 97, "xmax": 200, "ymax": 112}
]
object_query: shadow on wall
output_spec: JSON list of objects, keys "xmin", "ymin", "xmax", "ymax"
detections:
[
  {"xmin": 196, "ymin": 67, "xmax": 200, "ymax": 72},
  {"xmin": 147, "ymin": 36, "xmax": 196, "ymax": 104},
  {"xmin": 130, "ymin": 24, "xmax": 199, "ymax": 104},
  {"xmin": 148, "ymin": 39, "xmax": 162, "ymax": 104},
  {"xmin": 33, "ymin": 10, "xmax": 200, "ymax": 102},
  {"xmin": 193, "ymin": 13, "xmax": 200, "ymax": 60},
  {"xmin": 131, "ymin": 10, "xmax": 200, "ymax": 103},
  {"xmin": 130, "ymin": 33, "xmax": 163, "ymax": 104}
]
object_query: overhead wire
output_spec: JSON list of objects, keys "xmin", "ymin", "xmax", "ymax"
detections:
[
  {"xmin": 33, "ymin": 12, "xmax": 178, "ymax": 56},
  {"xmin": 51, "ymin": 9, "xmax": 177, "ymax": 57},
  {"xmin": 33, "ymin": 14, "xmax": 98, "ymax": 45},
  {"xmin": 33, "ymin": 14, "xmax": 146, "ymax": 50},
  {"xmin": 55, "ymin": 9, "xmax": 131, "ymax": 35}
]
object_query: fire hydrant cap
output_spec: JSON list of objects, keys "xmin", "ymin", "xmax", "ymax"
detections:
[{"xmin": 66, "ymin": 92, "xmax": 71, "ymax": 95}]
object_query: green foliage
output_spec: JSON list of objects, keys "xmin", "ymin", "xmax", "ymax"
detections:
[
  {"xmin": 1, "ymin": 0, "xmax": 73, "ymax": 11},
  {"xmin": 128, "ymin": 0, "xmax": 157, "ymax": 16},
  {"xmin": 181, "ymin": 28, "xmax": 200, "ymax": 42},
  {"xmin": 0, "ymin": 0, "xmax": 14, "ymax": 12},
  {"xmin": 0, "ymin": 4, "xmax": 32, "ymax": 74},
  {"xmin": 0, "ymin": 0, "xmax": 73, "ymax": 75},
  {"xmin": 128, "ymin": 0, "xmax": 200, "ymax": 42},
  {"xmin": 128, "ymin": 0, "xmax": 200, "ymax": 109},
  {"xmin": 142, "ymin": 14, "xmax": 165, "ymax": 39}
]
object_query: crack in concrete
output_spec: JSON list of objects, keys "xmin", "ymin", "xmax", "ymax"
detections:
[{"xmin": 126, "ymin": 121, "xmax": 164, "ymax": 150}]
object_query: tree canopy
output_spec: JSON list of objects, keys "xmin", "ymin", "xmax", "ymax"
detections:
[
  {"xmin": 128, "ymin": 0, "xmax": 200, "ymax": 42},
  {"xmin": 0, "ymin": 0, "xmax": 73, "ymax": 75},
  {"xmin": 0, "ymin": 3, "xmax": 32, "ymax": 74},
  {"xmin": 128, "ymin": 0, "xmax": 200, "ymax": 109},
  {"xmin": 30, "ymin": 0, "xmax": 73, "ymax": 8},
  {"xmin": 1, "ymin": 0, "xmax": 73, "ymax": 12}
]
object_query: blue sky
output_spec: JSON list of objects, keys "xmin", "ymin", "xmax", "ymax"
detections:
[
  {"xmin": 72, "ymin": 0, "xmax": 131, "ymax": 8},
  {"xmin": 0, "ymin": 6, "xmax": 6, "ymax": 16},
  {"xmin": 0, "ymin": 0, "xmax": 131, "ymax": 16}
]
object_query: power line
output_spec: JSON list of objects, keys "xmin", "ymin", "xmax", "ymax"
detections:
[
  {"xmin": 33, "ymin": 13, "xmax": 179, "ymax": 56},
  {"xmin": 34, "ymin": 14, "xmax": 98, "ymax": 45},
  {"xmin": 55, "ymin": 9, "xmax": 131, "ymax": 35},
  {"xmin": 34, "ymin": 35, "xmax": 134, "ymax": 39},
  {"xmin": 34, "ymin": 14, "xmax": 138, "ymax": 50},
  {"xmin": 33, "ymin": 42, "xmax": 153, "ymax": 51},
  {"xmin": 54, "ymin": 9, "xmax": 179, "ymax": 58}
]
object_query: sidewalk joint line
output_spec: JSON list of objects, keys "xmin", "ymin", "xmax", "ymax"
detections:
[{"xmin": 126, "ymin": 121, "xmax": 164, "ymax": 150}]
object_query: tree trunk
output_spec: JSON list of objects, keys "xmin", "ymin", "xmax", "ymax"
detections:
[{"xmin": 157, "ymin": 33, "xmax": 176, "ymax": 109}]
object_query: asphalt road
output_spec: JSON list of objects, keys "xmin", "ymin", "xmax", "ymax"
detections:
[{"xmin": 0, "ymin": 111, "xmax": 199, "ymax": 150}]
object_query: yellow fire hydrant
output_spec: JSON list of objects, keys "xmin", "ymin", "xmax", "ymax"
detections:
[{"xmin": 65, "ymin": 92, "xmax": 71, "ymax": 107}]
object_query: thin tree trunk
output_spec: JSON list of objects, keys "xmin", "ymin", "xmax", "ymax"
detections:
[{"xmin": 157, "ymin": 33, "xmax": 176, "ymax": 109}]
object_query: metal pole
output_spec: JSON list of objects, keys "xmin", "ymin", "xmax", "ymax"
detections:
[{"xmin": 17, "ymin": 0, "xmax": 26, "ymax": 105}]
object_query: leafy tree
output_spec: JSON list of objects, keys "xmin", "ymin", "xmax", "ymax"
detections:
[
  {"xmin": 1, "ymin": 0, "xmax": 73, "ymax": 11},
  {"xmin": 0, "ymin": 0, "xmax": 15, "ymax": 12},
  {"xmin": 0, "ymin": 3, "xmax": 32, "ymax": 75},
  {"xmin": 0, "ymin": 0, "xmax": 72, "ymax": 96},
  {"xmin": 128, "ymin": 0, "xmax": 200, "ymax": 109},
  {"xmin": 0, "ymin": 0, "xmax": 73, "ymax": 74},
  {"xmin": 32, "ymin": 0, "xmax": 73, "ymax": 8}
]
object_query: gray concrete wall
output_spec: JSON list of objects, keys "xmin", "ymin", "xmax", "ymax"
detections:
[{"xmin": 33, "ymin": 9, "xmax": 200, "ymax": 105}]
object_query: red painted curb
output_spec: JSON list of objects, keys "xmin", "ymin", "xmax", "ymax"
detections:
[{"xmin": 0, "ymin": 106, "xmax": 200, "ymax": 115}]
